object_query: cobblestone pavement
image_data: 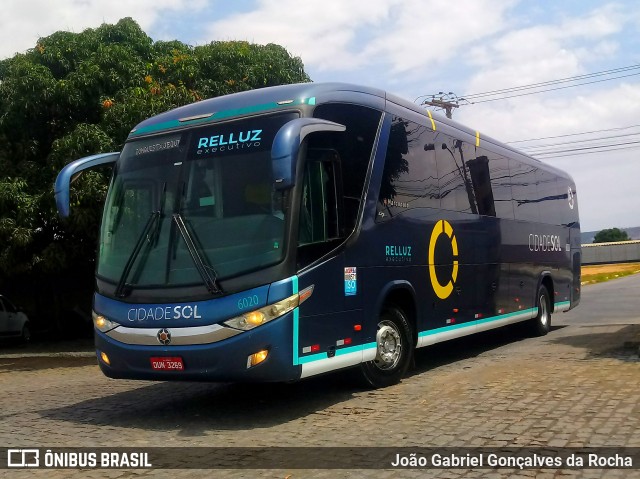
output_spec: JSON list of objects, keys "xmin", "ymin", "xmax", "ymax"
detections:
[{"xmin": 1, "ymin": 317, "xmax": 639, "ymax": 479}]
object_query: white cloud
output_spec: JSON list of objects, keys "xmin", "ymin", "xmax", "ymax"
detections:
[
  {"xmin": 451, "ymin": 3, "xmax": 638, "ymax": 230},
  {"xmin": 204, "ymin": 0, "xmax": 402, "ymax": 71},
  {"xmin": 0, "ymin": 0, "xmax": 202, "ymax": 59},
  {"xmin": 205, "ymin": 0, "xmax": 516, "ymax": 73},
  {"xmin": 463, "ymin": 4, "xmax": 626, "ymax": 97},
  {"xmin": 362, "ymin": 0, "xmax": 516, "ymax": 74}
]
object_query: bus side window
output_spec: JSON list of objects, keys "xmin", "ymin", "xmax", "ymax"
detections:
[
  {"xmin": 536, "ymin": 168, "xmax": 562, "ymax": 225},
  {"xmin": 488, "ymin": 154, "xmax": 514, "ymax": 220},
  {"xmin": 312, "ymin": 103, "xmax": 382, "ymax": 233},
  {"xmin": 436, "ymin": 137, "xmax": 475, "ymax": 214},
  {"xmin": 467, "ymin": 151, "xmax": 496, "ymax": 217},
  {"xmin": 297, "ymin": 150, "xmax": 342, "ymax": 269},
  {"xmin": 377, "ymin": 116, "xmax": 439, "ymax": 220},
  {"xmin": 509, "ymin": 159, "xmax": 540, "ymax": 223}
]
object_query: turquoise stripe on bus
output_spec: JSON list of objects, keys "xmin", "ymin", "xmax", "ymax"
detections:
[
  {"xmin": 555, "ymin": 301, "xmax": 570, "ymax": 308},
  {"xmin": 292, "ymin": 276, "xmax": 299, "ymax": 366},
  {"xmin": 418, "ymin": 307, "xmax": 538, "ymax": 338},
  {"xmin": 298, "ymin": 342, "xmax": 377, "ymax": 365},
  {"xmin": 130, "ymin": 98, "xmax": 310, "ymax": 137}
]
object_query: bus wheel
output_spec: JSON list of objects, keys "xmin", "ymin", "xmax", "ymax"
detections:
[
  {"xmin": 529, "ymin": 285, "xmax": 551, "ymax": 336},
  {"xmin": 360, "ymin": 306, "xmax": 413, "ymax": 388}
]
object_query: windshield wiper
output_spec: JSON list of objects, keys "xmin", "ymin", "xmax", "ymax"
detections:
[
  {"xmin": 115, "ymin": 211, "xmax": 160, "ymax": 298},
  {"xmin": 172, "ymin": 213, "xmax": 222, "ymax": 295}
]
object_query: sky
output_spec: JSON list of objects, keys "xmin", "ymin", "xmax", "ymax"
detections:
[{"xmin": 1, "ymin": 0, "xmax": 640, "ymax": 232}]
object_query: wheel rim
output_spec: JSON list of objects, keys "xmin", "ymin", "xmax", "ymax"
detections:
[
  {"xmin": 373, "ymin": 320, "xmax": 402, "ymax": 370},
  {"xmin": 23, "ymin": 326, "xmax": 31, "ymax": 341},
  {"xmin": 539, "ymin": 295, "xmax": 549, "ymax": 327}
]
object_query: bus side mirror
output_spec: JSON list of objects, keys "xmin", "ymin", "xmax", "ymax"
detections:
[
  {"xmin": 271, "ymin": 118, "xmax": 345, "ymax": 190},
  {"xmin": 54, "ymin": 152, "xmax": 120, "ymax": 218}
]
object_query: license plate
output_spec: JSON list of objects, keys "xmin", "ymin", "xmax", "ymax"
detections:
[{"xmin": 150, "ymin": 357, "xmax": 184, "ymax": 371}]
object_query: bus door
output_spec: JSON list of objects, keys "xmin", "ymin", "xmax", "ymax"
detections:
[{"xmin": 295, "ymin": 149, "xmax": 363, "ymax": 366}]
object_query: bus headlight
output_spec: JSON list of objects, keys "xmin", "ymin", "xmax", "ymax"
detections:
[
  {"xmin": 224, "ymin": 286, "xmax": 313, "ymax": 332},
  {"xmin": 92, "ymin": 311, "xmax": 119, "ymax": 333}
]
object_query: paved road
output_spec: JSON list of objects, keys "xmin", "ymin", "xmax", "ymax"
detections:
[
  {"xmin": 558, "ymin": 273, "xmax": 640, "ymax": 325},
  {"xmin": 1, "ymin": 277, "xmax": 639, "ymax": 478}
]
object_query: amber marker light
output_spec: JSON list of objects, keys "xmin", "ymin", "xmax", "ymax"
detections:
[
  {"xmin": 93, "ymin": 312, "xmax": 119, "ymax": 333},
  {"xmin": 100, "ymin": 351, "xmax": 111, "ymax": 366},
  {"xmin": 95, "ymin": 315, "xmax": 106, "ymax": 329},
  {"xmin": 245, "ymin": 311, "xmax": 266, "ymax": 327},
  {"xmin": 247, "ymin": 350, "xmax": 269, "ymax": 368}
]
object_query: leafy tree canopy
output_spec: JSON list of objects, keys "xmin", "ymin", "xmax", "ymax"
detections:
[
  {"xmin": 592, "ymin": 228, "xmax": 630, "ymax": 243},
  {"xmin": 0, "ymin": 18, "xmax": 309, "ymax": 328},
  {"xmin": 0, "ymin": 18, "xmax": 310, "ymax": 286}
]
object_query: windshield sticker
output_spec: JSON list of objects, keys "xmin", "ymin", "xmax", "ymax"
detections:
[
  {"xmin": 189, "ymin": 112, "xmax": 299, "ymax": 160},
  {"xmin": 135, "ymin": 138, "xmax": 181, "ymax": 156},
  {"xmin": 195, "ymin": 129, "xmax": 262, "ymax": 156},
  {"xmin": 344, "ymin": 267, "xmax": 357, "ymax": 296}
]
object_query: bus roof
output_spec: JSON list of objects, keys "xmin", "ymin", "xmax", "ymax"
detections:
[
  {"xmin": 129, "ymin": 82, "xmax": 386, "ymax": 138},
  {"xmin": 128, "ymin": 82, "xmax": 571, "ymax": 180}
]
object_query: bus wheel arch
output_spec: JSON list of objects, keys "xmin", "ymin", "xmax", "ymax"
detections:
[
  {"xmin": 530, "ymin": 275, "xmax": 553, "ymax": 337},
  {"xmin": 360, "ymin": 283, "xmax": 417, "ymax": 388},
  {"xmin": 539, "ymin": 273, "xmax": 555, "ymax": 305}
]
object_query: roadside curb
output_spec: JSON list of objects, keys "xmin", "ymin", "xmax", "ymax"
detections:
[{"xmin": 0, "ymin": 351, "xmax": 95, "ymax": 359}]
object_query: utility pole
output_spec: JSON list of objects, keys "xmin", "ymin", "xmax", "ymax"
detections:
[{"xmin": 418, "ymin": 92, "xmax": 464, "ymax": 119}]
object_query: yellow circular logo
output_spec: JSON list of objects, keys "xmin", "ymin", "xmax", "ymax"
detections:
[{"xmin": 428, "ymin": 220, "xmax": 459, "ymax": 299}]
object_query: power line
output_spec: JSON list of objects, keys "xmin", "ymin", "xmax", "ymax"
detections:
[
  {"xmin": 519, "ymin": 132, "xmax": 640, "ymax": 152},
  {"xmin": 534, "ymin": 143, "xmax": 640, "ymax": 159},
  {"xmin": 462, "ymin": 64, "xmax": 640, "ymax": 100},
  {"xmin": 506, "ymin": 124, "xmax": 640, "ymax": 144},
  {"xmin": 466, "ymin": 71, "xmax": 640, "ymax": 104},
  {"xmin": 417, "ymin": 64, "xmax": 640, "ymax": 112},
  {"xmin": 534, "ymin": 139, "xmax": 640, "ymax": 155}
]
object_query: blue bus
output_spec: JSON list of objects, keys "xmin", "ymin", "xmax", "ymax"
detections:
[{"xmin": 55, "ymin": 83, "xmax": 581, "ymax": 388}]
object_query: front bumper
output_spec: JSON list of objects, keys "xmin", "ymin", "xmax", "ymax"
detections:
[{"xmin": 95, "ymin": 310, "xmax": 300, "ymax": 382}]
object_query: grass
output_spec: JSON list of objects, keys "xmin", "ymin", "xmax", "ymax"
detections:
[{"xmin": 581, "ymin": 262, "xmax": 640, "ymax": 285}]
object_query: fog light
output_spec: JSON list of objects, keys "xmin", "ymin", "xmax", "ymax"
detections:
[
  {"xmin": 247, "ymin": 349, "xmax": 269, "ymax": 368},
  {"xmin": 100, "ymin": 351, "xmax": 111, "ymax": 366}
]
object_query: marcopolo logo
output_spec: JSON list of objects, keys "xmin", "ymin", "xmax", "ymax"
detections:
[
  {"xmin": 428, "ymin": 220, "xmax": 459, "ymax": 300},
  {"xmin": 196, "ymin": 129, "xmax": 262, "ymax": 154}
]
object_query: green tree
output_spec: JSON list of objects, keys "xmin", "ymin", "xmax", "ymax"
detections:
[
  {"xmin": 592, "ymin": 228, "xmax": 630, "ymax": 243},
  {"xmin": 0, "ymin": 18, "xmax": 310, "ymax": 329}
]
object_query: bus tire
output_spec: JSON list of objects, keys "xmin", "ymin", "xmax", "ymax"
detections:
[
  {"xmin": 360, "ymin": 306, "xmax": 413, "ymax": 388},
  {"xmin": 529, "ymin": 285, "xmax": 551, "ymax": 336}
]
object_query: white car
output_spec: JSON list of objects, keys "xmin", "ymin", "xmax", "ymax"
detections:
[{"xmin": 0, "ymin": 295, "xmax": 30, "ymax": 342}]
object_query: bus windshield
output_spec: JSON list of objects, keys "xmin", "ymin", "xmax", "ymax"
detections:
[{"xmin": 97, "ymin": 112, "xmax": 298, "ymax": 292}]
